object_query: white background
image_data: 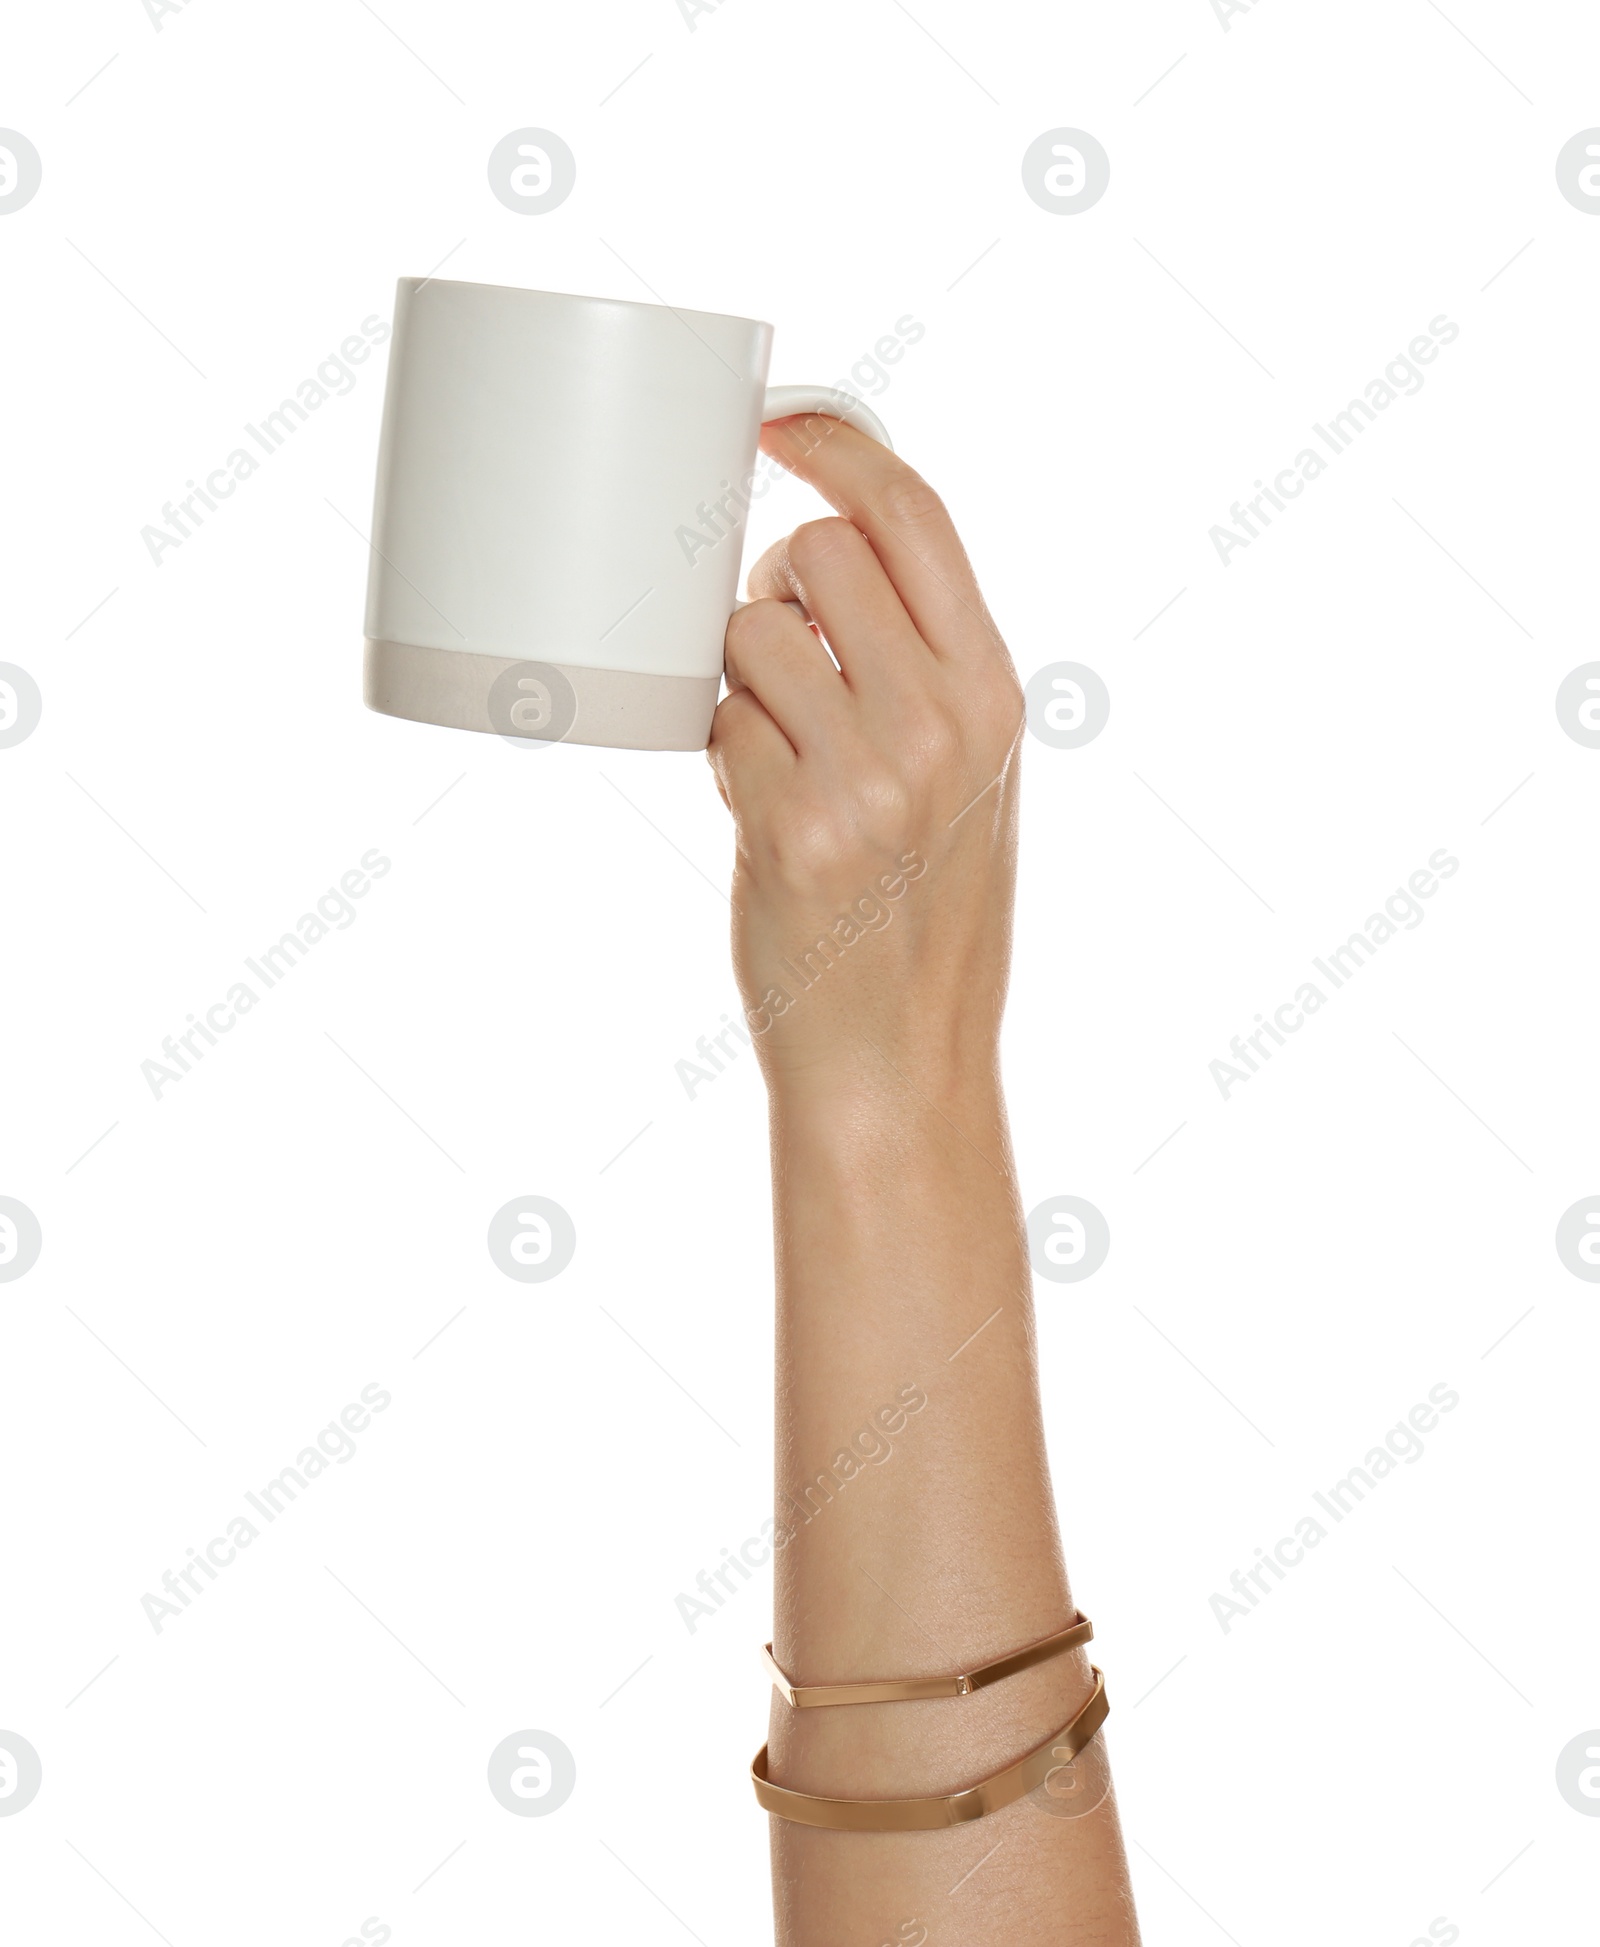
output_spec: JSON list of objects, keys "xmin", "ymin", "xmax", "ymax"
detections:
[{"xmin": 2, "ymin": 2, "xmax": 1596, "ymax": 1942}]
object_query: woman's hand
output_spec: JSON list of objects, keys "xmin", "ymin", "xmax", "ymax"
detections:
[{"xmin": 708, "ymin": 415, "xmax": 1026, "ymax": 1100}]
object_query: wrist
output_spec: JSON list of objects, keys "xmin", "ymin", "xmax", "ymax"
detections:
[{"xmin": 764, "ymin": 1038, "xmax": 1009, "ymax": 1150}]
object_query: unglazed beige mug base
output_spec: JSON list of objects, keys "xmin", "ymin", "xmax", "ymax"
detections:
[{"xmin": 364, "ymin": 638, "xmax": 721, "ymax": 752}]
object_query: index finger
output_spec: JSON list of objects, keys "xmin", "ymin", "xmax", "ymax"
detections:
[{"xmin": 758, "ymin": 415, "xmax": 1003, "ymax": 663}]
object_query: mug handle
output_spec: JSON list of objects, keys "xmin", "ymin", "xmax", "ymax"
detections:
[
  {"xmin": 734, "ymin": 387, "xmax": 893, "ymax": 627},
  {"xmin": 760, "ymin": 384, "xmax": 893, "ymax": 452}
]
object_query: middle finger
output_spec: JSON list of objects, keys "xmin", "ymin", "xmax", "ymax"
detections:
[{"xmin": 745, "ymin": 517, "xmax": 930, "ymax": 703}]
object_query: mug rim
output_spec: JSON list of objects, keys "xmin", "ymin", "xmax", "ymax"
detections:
[{"xmin": 396, "ymin": 275, "xmax": 773, "ymax": 335}]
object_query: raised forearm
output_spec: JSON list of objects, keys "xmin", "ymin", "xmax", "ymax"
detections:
[
  {"xmin": 768, "ymin": 1070, "xmax": 1074, "ymax": 1721},
  {"xmin": 764, "ymin": 1073, "xmax": 1137, "ymax": 1945}
]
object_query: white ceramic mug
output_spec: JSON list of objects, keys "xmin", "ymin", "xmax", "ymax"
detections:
[{"xmin": 362, "ymin": 278, "xmax": 891, "ymax": 752}]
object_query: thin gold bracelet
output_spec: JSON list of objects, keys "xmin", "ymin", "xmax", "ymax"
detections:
[
  {"xmin": 751, "ymin": 1667, "xmax": 1109, "ymax": 1831},
  {"xmin": 762, "ymin": 1613, "xmax": 1094, "ymax": 1709}
]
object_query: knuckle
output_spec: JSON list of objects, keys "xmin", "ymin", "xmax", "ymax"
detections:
[
  {"xmin": 876, "ymin": 470, "xmax": 946, "ymax": 531},
  {"xmin": 852, "ymin": 764, "xmax": 913, "ymax": 842},
  {"xmin": 907, "ymin": 702, "xmax": 961, "ymax": 770},
  {"xmin": 976, "ymin": 669, "xmax": 1025, "ymax": 744},
  {"xmin": 767, "ymin": 803, "xmax": 844, "ymax": 885},
  {"xmin": 707, "ymin": 684, "xmax": 761, "ymax": 746},
  {"xmin": 939, "ymin": 658, "xmax": 1022, "ymax": 750},
  {"xmin": 786, "ymin": 517, "xmax": 859, "ymax": 580},
  {"xmin": 723, "ymin": 598, "xmax": 785, "ymax": 662}
]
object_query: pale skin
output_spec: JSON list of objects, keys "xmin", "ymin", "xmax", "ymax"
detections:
[{"xmin": 707, "ymin": 416, "xmax": 1142, "ymax": 1946}]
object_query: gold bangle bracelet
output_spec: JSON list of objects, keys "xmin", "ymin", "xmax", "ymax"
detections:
[
  {"xmin": 762, "ymin": 1613, "xmax": 1094, "ymax": 1709},
  {"xmin": 751, "ymin": 1667, "xmax": 1109, "ymax": 1831}
]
